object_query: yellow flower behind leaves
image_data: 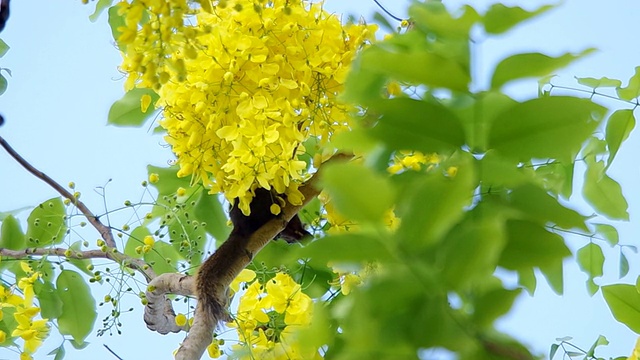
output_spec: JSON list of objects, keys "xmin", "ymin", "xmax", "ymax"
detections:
[
  {"xmin": 628, "ymin": 337, "xmax": 640, "ymax": 360},
  {"xmin": 118, "ymin": 0, "xmax": 377, "ymax": 214}
]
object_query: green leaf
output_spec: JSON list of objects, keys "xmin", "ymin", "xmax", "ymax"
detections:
[
  {"xmin": 193, "ymin": 191, "xmax": 230, "ymax": 244},
  {"xmin": 321, "ymin": 162, "xmax": 394, "ymax": 224},
  {"xmin": 491, "ymin": 49, "xmax": 595, "ymax": 89},
  {"xmin": 620, "ymin": 251, "xmax": 630, "ymax": 278},
  {"xmin": 509, "ymin": 183, "xmax": 587, "ymax": 231},
  {"xmin": 410, "ymin": 2, "xmax": 480, "ymax": 38},
  {"xmin": 488, "ymin": 97, "xmax": 605, "ymax": 162},
  {"xmin": 617, "ymin": 66, "xmax": 640, "ymax": 100},
  {"xmin": 396, "ymin": 152, "xmax": 476, "ymax": 250},
  {"xmin": 583, "ymin": 158, "xmax": 629, "ymax": 220},
  {"xmin": 534, "ymin": 161, "xmax": 574, "ymax": 199},
  {"xmin": 606, "ymin": 109, "xmax": 635, "ymax": 167},
  {"xmin": 473, "ymin": 287, "xmax": 522, "ymax": 328},
  {"xmin": 368, "ymin": 98, "xmax": 466, "ymax": 154},
  {"xmin": 108, "ymin": 88, "xmax": 159, "ymax": 127},
  {"xmin": 576, "ymin": 243, "xmax": 604, "ymax": 295},
  {"xmin": 344, "ymin": 31, "xmax": 469, "ymax": 103},
  {"xmin": 499, "ymin": 220, "xmax": 571, "ymax": 270},
  {"xmin": 0, "ymin": 38, "xmax": 10, "ymax": 57},
  {"xmin": 586, "ymin": 335, "xmax": 609, "ymax": 357},
  {"xmin": 602, "ymin": 284, "xmax": 640, "ymax": 333},
  {"xmin": 439, "ymin": 216, "xmax": 506, "ymax": 290},
  {"xmin": 549, "ymin": 343, "xmax": 559, "ymax": 359},
  {"xmin": 25, "ymin": 197, "xmax": 67, "ymax": 247},
  {"xmin": 594, "ymin": 223, "xmax": 618, "ymax": 246},
  {"xmin": 67, "ymin": 241, "xmax": 94, "ymax": 276},
  {"xmin": 479, "ymin": 150, "xmax": 532, "ymax": 188},
  {"xmin": 539, "ymin": 258, "xmax": 564, "ymax": 295},
  {"xmin": 147, "ymin": 165, "xmax": 194, "ymax": 196},
  {"xmin": 124, "ymin": 226, "xmax": 150, "ymax": 259},
  {"xmin": 48, "ymin": 345, "xmax": 66, "ymax": 360},
  {"xmin": 0, "ymin": 73, "xmax": 8, "ymax": 96},
  {"xmin": 35, "ymin": 280, "xmax": 63, "ymax": 319},
  {"xmin": 298, "ymin": 233, "xmax": 392, "ymax": 264},
  {"xmin": 372, "ymin": 12, "xmax": 394, "ymax": 33},
  {"xmin": 0, "ymin": 215, "xmax": 25, "ymax": 250},
  {"xmin": 517, "ymin": 268, "xmax": 536, "ymax": 295},
  {"xmin": 56, "ymin": 270, "xmax": 97, "ymax": 344},
  {"xmin": 483, "ymin": 4, "xmax": 554, "ymax": 34},
  {"xmin": 144, "ymin": 241, "xmax": 180, "ymax": 275},
  {"xmin": 108, "ymin": 5, "xmax": 126, "ymax": 46},
  {"xmin": 89, "ymin": 0, "xmax": 114, "ymax": 21},
  {"xmin": 576, "ymin": 76, "xmax": 622, "ymax": 89}
]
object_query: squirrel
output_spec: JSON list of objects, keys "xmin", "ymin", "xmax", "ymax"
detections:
[{"xmin": 195, "ymin": 187, "xmax": 310, "ymax": 325}]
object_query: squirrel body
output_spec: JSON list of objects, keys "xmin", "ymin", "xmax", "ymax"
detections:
[{"xmin": 196, "ymin": 187, "xmax": 310, "ymax": 324}]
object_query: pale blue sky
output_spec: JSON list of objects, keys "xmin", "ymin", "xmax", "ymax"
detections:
[{"xmin": 0, "ymin": 1, "xmax": 639, "ymax": 359}]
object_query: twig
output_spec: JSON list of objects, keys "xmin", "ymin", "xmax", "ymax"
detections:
[
  {"xmin": 0, "ymin": 134, "xmax": 117, "ymax": 248},
  {"xmin": 103, "ymin": 344, "xmax": 124, "ymax": 360},
  {"xmin": 0, "ymin": 246, "xmax": 156, "ymax": 281},
  {"xmin": 372, "ymin": 0, "xmax": 403, "ymax": 21}
]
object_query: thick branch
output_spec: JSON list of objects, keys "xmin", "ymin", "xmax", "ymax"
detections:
[
  {"xmin": 144, "ymin": 273, "xmax": 194, "ymax": 334},
  {"xmin": 0, "ymin": 135, "xmax": 117, "ymax": 248},
  {"xmin": 174, "ymin": 154, "xmax": 350, "ymax": 360}
]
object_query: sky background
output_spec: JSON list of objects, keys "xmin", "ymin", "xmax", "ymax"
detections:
[{"xmin": 0, "ymin": 0, "xmax": 639, "ymax": 359}]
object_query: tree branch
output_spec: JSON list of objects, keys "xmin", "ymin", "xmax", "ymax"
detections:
[
  {"xmin": 0, "ymin": 134, "xmax": 117, "ymax": 248},
  {"xmin": 0, "ymin": 246, "xmax": 156, "ymax": 281}
]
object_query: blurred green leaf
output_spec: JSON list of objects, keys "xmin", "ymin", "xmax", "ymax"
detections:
[
  {"xmin": 489, "ymin": 97, "xmax": 605, "ymax": 162},
  {"xmin": 605, "ymin": 109, "xmax": 635, "ymax": 167},
  {"xmin": 369, "ymin": 98, "xmax": 466, "ymax": 154},
  {"xmin": 602, "ymin": 284, "xmax": 640, "ymax": 333},
  {"xmin": 479, "ymin": 150, "xmax": 532, "ymax": 188},
  {"xmin": 410, "ymin": 2, "xmax": 479, "ymax": 38},
  {"xmin": 397, "ymin": 152, "xmax": 476, "ymax": 250},
  {"xmin": 586, "ymin": 335, "xmax": 609, "ymax": 357},
  {"xmin": 499, "ymin": 220, "xmax": 570, "ymax": 270},
  {"xmin": 576, "ymin": 76, "xmax": 622, "ymax": 89},
  {"xmin": 321, "ymin": 162, "xmax": 394, "ymax": 224},
  {"xmin": 89, "ymin": 0, "xmax": 114, "ymax": 21},
  {"xmin": 594, "ymin": 223, "xmax": 618, "ymax": 246},
  {"xmin": 510, "ymin": 184, "xmax": 587, "ymax": 231},
  {"xmin": 491, "ymin": 50, "xmax": 594, "ymax": 89},
  {"xmin": 583, "ymin": 158, "xmax": 629, "ymax": 220},
  {"xmin": 26, "ymin": 198, "xmax": 67, "ymax": 247},
  {"xmin": 0, "ymin": 38, "xmax": 9, "ymax": 57},
  {"xmin": 0, "ymin": 214, "xmax": 25, "ymax": 250},
  {"xmin": 57, "ymin": 270, "xmax": 97, "ymax": 344},
  {"xmin": 483, "ymin": 4, "xmax": 554, "ymax": 34},
  {"xmin": 439, "ymin": 216, "xmax": 505, "ymax": 289},
  {"xmin": 617, "ymin": 66, "xmax": 640, "ymax": 100},
  {"xmin": 620, "ymin": 251, "xmax": 630, "ymax": 278},
  {"xmin": 539, "ymin": 258, "xmax": 564, "ymax": 295},
  {"xmin": 0, "ymin": 73, "xmax": 7, "ymax": 96},
  {"xmin": 147, "ymin": 165, "xmax": 194, "ymax": 196},
  {"xmin": 473, "ymin": 287, "xmax": 522, "ymax": 328},
  {"xmin": 517, "ymin": 268, "xmax": 536, "ymax": 295},
  {"xmin": 299, "ymin": 233, "xmax": 392, "ymax": 264},
  {"xmin": 108, "ymin": 88, "xmax": 159, "ymax": 127},
  {"xmin": 534, "ymin": 161, "xmax": 574, "ymax": 199},
  {"xmin": 576, "ymin": 243, "xmax": 604, "ymax": 295}
]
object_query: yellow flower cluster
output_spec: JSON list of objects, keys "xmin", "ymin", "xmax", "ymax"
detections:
[
  {"xmin": 226, "ymin": 269, "xmax": 319, "ymax": 359},
  {"xmin": 388, "ymin": 151, "xmax": 441, "ymax": 174},
  {"xmin": 117, "ymin": 0, "xmax": 377, "ymax": 214},
  {"xmin": 0, "ymin": 262, "xmax": 50, "ymax": 359},
  {"xmin": 116, "ymin": 0, "xmax": 195, "ymax": 90}
]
